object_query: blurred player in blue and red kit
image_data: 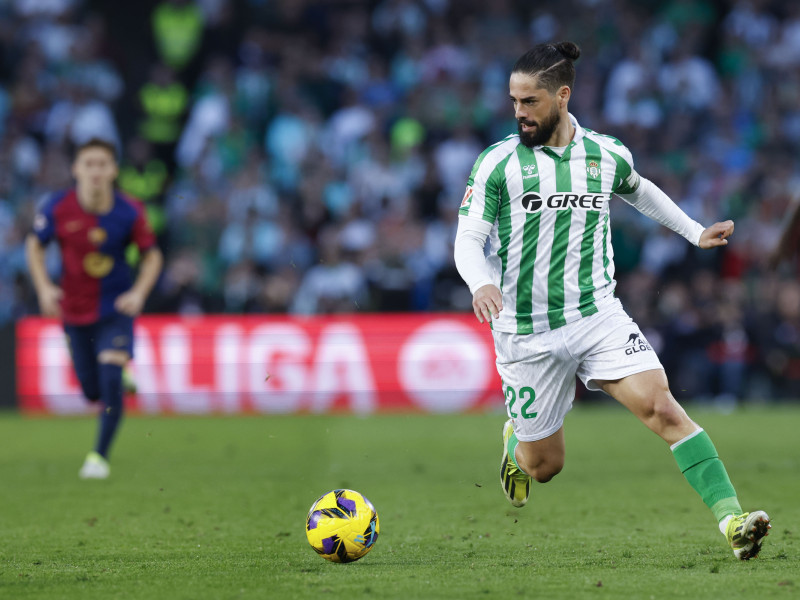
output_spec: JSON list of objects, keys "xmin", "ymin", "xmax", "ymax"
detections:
[{"xmin": 25, "ymin": 138, "xmax": 163, "ymax": 479}]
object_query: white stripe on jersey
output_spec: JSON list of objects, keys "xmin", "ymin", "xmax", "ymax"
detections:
[
  {"xmin": 498, "ymin": 151, "xmax": 524, "ymax": 315},
  {"xmin": 530, "ymin": 149, "xmax": 557, "ymax": 332}
]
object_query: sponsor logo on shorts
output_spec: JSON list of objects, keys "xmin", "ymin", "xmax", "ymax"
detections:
[{"xmin": 624, "ymin": 332, "xmax": 652, "ymax": 355}]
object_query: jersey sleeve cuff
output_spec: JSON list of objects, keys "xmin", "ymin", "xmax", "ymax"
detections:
[{"xmin": 457, "ymin": 214, "xmax": 493, "ymax": 235}]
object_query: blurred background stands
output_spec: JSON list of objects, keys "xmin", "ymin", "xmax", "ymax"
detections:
[{"xmin": 2, "ymin": 0, "xmax": 800, "ymax": 402}]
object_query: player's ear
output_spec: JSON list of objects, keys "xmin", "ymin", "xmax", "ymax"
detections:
[{"xmin": 558, "ymin": 85, "xmax": 571, "ymax": 109}]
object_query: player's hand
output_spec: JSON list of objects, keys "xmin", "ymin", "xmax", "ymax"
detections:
[
  {"xmin": 698, "ymin": 220, "xmax": 734, "ymax": 249},
  {"xmin": 37, "ymin": 283, "xmax": 63, "ymax": 318},
  {"xmin": 472, "ymin": 284, "xmax": 503, "ymax": 324},
  {"xmin": 115, "ymin": 289, "xmax": 146, "ymax": 317}
]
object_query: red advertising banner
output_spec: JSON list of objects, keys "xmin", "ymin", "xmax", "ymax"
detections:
[{"xmin": 16, "ymin": 315, "xmax": 502, "ymax": 415}]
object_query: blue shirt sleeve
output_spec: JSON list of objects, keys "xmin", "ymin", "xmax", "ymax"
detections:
[{"xmin": 31, "ymin": 194, "xmax": 58, "ymax": 244}]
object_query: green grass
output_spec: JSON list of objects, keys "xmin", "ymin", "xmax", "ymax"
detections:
[{"xmin": 1, "ymin": 405, "xmax": 798, "ymax": 600}]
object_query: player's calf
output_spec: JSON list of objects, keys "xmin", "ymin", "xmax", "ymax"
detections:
[{"xmin": 76, "ymin": 379, "xmax": 100, "ymax": 403}]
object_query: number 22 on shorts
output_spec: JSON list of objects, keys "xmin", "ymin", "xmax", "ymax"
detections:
[{"xmin": 505, "ymin": 385, "xmax": 537, "ymax": 419}]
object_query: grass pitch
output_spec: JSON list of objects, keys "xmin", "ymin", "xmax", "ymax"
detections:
[{"xmin": 1, "ymin": 405, "xmax": 798, "ymax": 600}]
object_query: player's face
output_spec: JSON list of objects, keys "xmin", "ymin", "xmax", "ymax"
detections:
[
  {"xmin": 510, "ymin": 72, "xmax": 561, "ymax": 148},
  {"xmin": 72, "ymin": 147, "xmax": 118, "ymax": 192}
]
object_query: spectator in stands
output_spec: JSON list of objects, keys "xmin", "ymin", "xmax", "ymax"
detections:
[
  {"xmin": 151, "ymin": 0, "xmax": 205, "ymax": 73},
  {"xmin": 3, "ymin": 0, "xmax": 800, "ymax": 400}
]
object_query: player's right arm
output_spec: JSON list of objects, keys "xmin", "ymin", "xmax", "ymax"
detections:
[
  {"xmin": 455, "ymin": 217, "xmax": 503, "ymax": 323},
  {"xmin": 26, "ymin": 196, "xmax": 62, "ymax": 318},
  {"xmin": 454, "ymin": 143, "xmax": 508, "ymax": 324},
  {"xmin": 25, "ymin": 233, "xmax": 62, "ymax": 318}
]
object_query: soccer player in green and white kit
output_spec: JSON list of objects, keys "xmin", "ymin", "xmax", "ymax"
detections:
[{"xmin": 454, "ymin": 42, "xmax": 770, "ymax": 560}]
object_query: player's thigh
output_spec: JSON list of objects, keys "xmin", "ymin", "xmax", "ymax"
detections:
[
  {"xmin": 574, "ymin": 302, "xmax": 664, "ymax": 396},
  {"xmin": 597, "ymin": 370, "xmax": 696, "ymax": 443},
  {"xmin": 494, "ymin": 330, "xmax": 577, "ymax": 444},
  {"xmin": 95, "ymin": 313, "xmax": 134, "ymax": 364},
  {"xmin": 574, "ymin": 302, "xmax": 694, "ymax": 442}
]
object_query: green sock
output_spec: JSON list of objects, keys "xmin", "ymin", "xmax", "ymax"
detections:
[
  {"xmin": 671, "ymin": 430, "xmax": 742, "ymax": 522},
  {"xmin": 507, "ymin": 430, "xmax": 521, "ymax": 471}
]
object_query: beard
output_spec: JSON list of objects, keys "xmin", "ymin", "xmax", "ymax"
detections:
[{"xmin": 517, "ymin": 105, "xmax": 561, "ymax": 148}]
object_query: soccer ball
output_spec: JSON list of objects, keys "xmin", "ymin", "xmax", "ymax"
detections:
[{"xmin": 305, "ymin": 489, "xmax": 380, "ymax": 563}]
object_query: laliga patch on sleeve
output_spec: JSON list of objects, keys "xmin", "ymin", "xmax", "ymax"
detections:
[{"xmin": 461, "ymin": 186, "xmax": 474, "ymax": 208}]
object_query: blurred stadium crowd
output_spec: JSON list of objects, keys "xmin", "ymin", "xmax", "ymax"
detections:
[{"xmin": 2, "ymin": 0, "xmax": 800, "ymax": 401}]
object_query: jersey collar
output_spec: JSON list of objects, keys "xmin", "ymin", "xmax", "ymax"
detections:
[{"xmin": 538, "ymin": 113, "xmax": 584, "ymax": 162}]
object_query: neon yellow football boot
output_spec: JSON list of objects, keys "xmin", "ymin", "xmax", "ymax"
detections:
[
  {"xmin": 726, "ymin": 511, "xmax": 771, "ymax": 560},
  {"xmin": 79, "ymin": 451, "xmax": 110, "ymax": 480},
  {"xmin": 122, "ymin": 367, "xmax": 137, "ymax": 395},
  {"xmin": 500, "ymin": 419, "xmax": 531, "ymax": 507}
]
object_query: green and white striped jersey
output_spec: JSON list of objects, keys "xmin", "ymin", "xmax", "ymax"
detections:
[{"xmin": 458, "ymin": 114, "xmax": 640, "ymax": 334}]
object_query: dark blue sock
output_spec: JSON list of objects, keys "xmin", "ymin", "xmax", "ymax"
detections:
[{"xmin": 94, "ymin": 363, "xmax": 124, "ymax": 459}]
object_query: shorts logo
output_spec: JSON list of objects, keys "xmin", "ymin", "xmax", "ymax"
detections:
[{"xmin": 624, "ymin": 332, "xmax": 652, "ymax": 355}]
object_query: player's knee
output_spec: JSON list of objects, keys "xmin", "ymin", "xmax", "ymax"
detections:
[
  {"xmin": 532, "ymin": 462, "xmax": 563, "ymax": 484},
  {"xmin": 98, "ymin": 349, "xmax": 129, "ymax": 366},
  {"xmin": 77, "ymin": 380, "xmax": 100, "ymax": 402},
  {"xmin": 639, "ymin": 396, "xmax": 689, "ymax": 438},
  {"xmin": 517, "ymin": 455, "xmax": 563, "ymax": 483},
  {"xmin": 650, "ymin": 397, "xmax": 685, "ymax": 429}
]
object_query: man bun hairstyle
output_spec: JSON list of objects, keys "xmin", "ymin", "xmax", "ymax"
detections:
[{"xmin": 512, "ymin": 42, "xmax": 581, "ymax": 93}]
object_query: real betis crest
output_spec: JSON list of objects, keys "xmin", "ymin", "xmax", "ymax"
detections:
[{"xmin": 587, "ymin": 161, "xmax": 600, "ymax": 179}]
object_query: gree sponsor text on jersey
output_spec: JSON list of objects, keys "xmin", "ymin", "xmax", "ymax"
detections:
[{"xmin": 521, "ymin": 193, "xmax": 607, "ymax": 213}]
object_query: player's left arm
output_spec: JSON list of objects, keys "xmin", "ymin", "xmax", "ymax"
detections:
[
  {"xmin": 115, "ymin": 202, "xmax": 163, "ymax": 317},
  {"xmin": 617, "ymin": 175, "xmax": 733, "ymax": 249},
  {"xmin": 115, "ymin": 247, "xmax": 163, "ymax": 316}
]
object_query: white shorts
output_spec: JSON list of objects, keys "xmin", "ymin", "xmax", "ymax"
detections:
[{"xmin": 493, "ymin": 299, "xmax": 663, "ymax": 442}]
